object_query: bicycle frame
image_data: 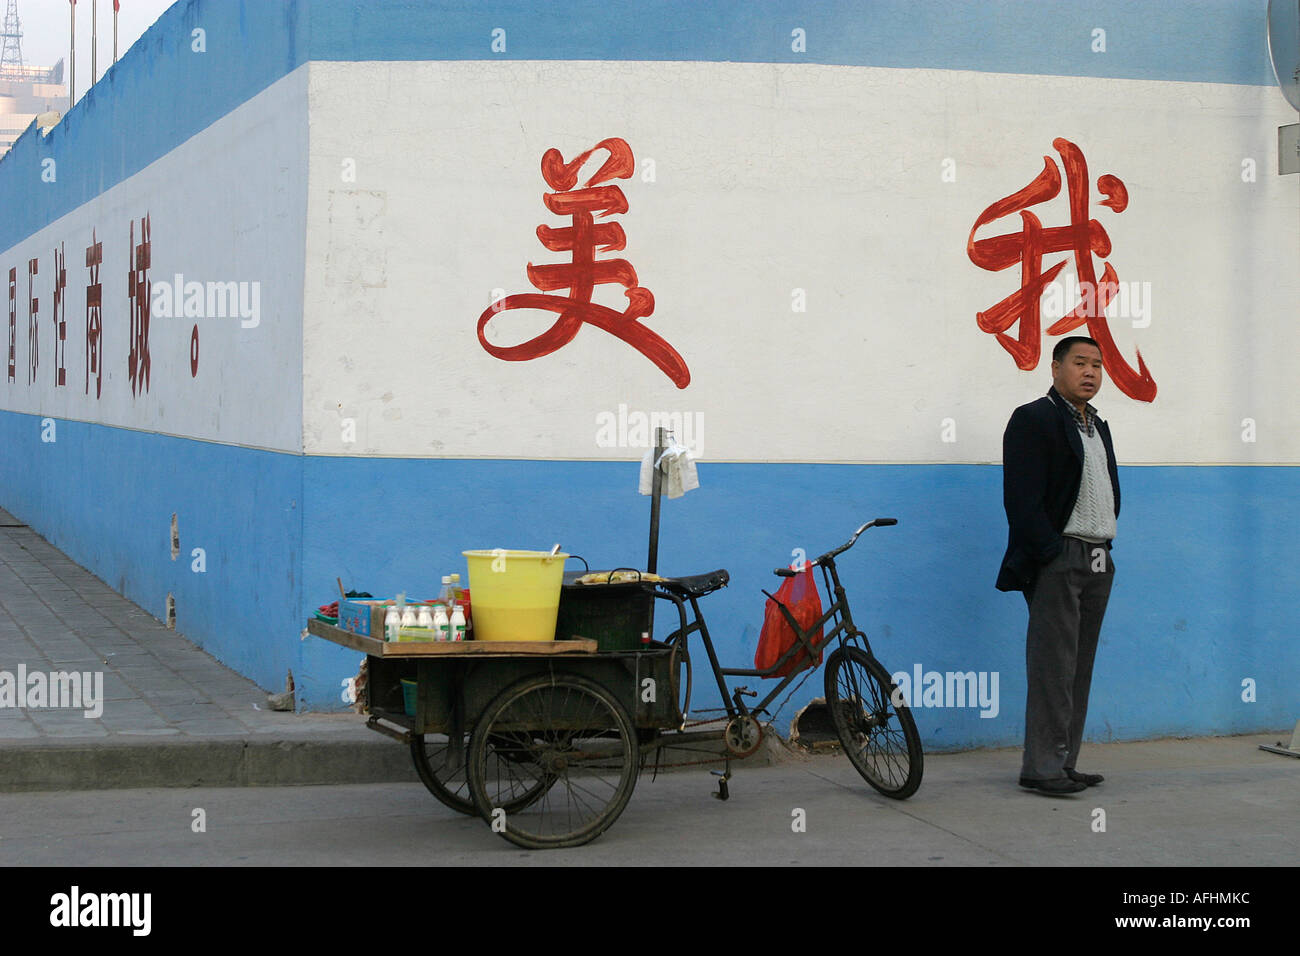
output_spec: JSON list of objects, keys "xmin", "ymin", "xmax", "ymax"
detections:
[{"xmin": 654, "ymin": 519, "xmax": 894, "ymax": 724}]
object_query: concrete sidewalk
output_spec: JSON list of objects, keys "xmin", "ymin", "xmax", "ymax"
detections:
[
  {"xmin": 1, "ymin": 506, "xmax": 1296, "ymax": 869},
  {"xmin": 0, "ymin": 507, "xmax": 412, "ymax": 790}
]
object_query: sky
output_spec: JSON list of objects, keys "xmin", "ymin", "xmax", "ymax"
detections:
[{"xmin": 7, "ymin": 0, "xmax": 176, "ymax": 102}]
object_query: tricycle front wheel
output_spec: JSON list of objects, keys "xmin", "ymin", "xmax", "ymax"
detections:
[
  {"xmin": 823, "ymin": 645, "xmax": 923, "ymax": 799},
  {"xmin": 467, "ymin": 673, "xmax": 638, "ymax": 849}
]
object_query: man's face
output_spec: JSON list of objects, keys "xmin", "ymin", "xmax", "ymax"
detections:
[{"xmin": 1051, "ymin": 342, "xmax": 1104, "ymax": 407}]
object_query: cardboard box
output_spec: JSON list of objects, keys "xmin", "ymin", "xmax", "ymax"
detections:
[
  {"xmin": 338, "ymin": 599, "xmax": 389, "ymax": 637},
  {"xmin": 339, "ymin": 599, "xmax": 441, "ymax": 638}
]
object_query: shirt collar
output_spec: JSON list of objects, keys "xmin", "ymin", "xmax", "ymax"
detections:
[{"xmin": 1048, "ymin": 387, "xmax": 1099, "ymax": 436}]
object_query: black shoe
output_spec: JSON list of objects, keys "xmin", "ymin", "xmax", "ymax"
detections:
[
  {"xmin": 1019, "ymin": 776, "xmax": 1087, "ymax": 795},
  {"xmin": 1065, "ymin": 769, "xmax": 1104, "ymax": 786}
]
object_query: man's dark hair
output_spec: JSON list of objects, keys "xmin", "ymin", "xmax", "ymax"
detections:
[{"xmin": 1052, "ymin": 336, "xmax": 1100, "ymax": 363}]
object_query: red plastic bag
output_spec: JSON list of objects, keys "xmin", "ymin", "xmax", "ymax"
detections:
[{"xmin": 754, "ymin": 565, "xmax": 824, "ymax": 678}]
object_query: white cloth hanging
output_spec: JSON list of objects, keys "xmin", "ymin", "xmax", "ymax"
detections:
[{"xmin": 639, "ymin": 438, "xmax": 700, "ymax": 498}]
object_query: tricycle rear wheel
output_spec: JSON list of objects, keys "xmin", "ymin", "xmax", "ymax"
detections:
[
  {"xmin": 410, "ymin": 733, "xmax": 476, "ymax": 815},
  {"xmin": 412, "ymin": 733, "xmax": 555, "ymax": 816},
  {"xmin": 467, "ymin": 673, "xmax": 638, "ymax": 849}
]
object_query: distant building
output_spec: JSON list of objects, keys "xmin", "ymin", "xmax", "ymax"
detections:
[{"xmin": 0, "ymin": 59, "xmax": 65, "ymax": 157}]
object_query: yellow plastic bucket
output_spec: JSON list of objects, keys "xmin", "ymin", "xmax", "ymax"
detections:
[{"xmin": 462, "ymin": 550, "xmax": 570, "ymax": 642}]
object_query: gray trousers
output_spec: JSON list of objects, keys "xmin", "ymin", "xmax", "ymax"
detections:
[{"xmin": 1021, "ymin": 537, "xmax": 1114, "ymax": 780}]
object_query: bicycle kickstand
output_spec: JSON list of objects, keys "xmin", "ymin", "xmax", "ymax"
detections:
[{"xmin": 711, "ymin": 757, "xmax": 732, "ymax": 801}]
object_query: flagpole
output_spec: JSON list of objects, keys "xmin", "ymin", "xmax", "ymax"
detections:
[
  {"xmin": 113, "ymin": 1, "xmax": 118, "ymax": 65},
  {"xmin": 68, "ymin": 0, "xmax": 76, "ymax": 110}
]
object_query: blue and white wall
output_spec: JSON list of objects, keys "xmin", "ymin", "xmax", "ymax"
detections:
[{"xmin": 3, "ymin": 0, "xmax": 1297, "ymax": 749}]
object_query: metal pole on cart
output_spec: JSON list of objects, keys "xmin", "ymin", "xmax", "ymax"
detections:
[
  {"xmin": 645, "ymin": 427, "xmax": 668, "ymax": 635},
  {"xmin": 647, "ymin": 427, "xmax": 667, "ymax": 574}
]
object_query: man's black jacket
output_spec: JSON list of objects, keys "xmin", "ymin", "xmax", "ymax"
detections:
[{"xmin": 997, "ymin": 387, "xmax": 1120, "ymax": 592}]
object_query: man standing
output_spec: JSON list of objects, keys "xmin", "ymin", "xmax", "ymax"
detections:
[{"xmin": 998, "ymin": 336, "xmax": 1119, "ymax": 796}]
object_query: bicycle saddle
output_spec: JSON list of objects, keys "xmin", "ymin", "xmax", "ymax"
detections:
[{"xmin": 657, "ymin": 569, "xmax": 729, "ymax": 598}]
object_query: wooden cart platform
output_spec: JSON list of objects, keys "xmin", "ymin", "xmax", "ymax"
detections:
[{"xmin": 306, "ymin": 618, "xmax": 598, "ymax": 656}]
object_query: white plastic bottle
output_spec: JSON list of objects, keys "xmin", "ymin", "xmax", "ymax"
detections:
[
  {"xmin": 416, "ymin": 604, "xmax": 434, "ymax": 630},
  {"xmin": 432, "ymin": 604, "xmax": 450, "ymax": 642},
  {"xmin": 384, "ymin": 605, "xmax": 401, "ymax": 642},
  {"xmin": 450, "ymin": 605, "xmax": 466, "ymax": 642},
  {"xmin": 439, "ymin": 575, "xmax": 453, "ymax": 604}
]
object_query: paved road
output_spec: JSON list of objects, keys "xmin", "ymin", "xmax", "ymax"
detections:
[{"xmin": 2, "ymin": 735, "xmax": 1295, "ymax": 867}]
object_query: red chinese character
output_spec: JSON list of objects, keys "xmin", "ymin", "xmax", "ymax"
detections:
[
  {"xmin": 127, "ymin": 215, "xmax": 151, "ymax": 396},
  {"xmin": 26, "ymin": 258, "xmax": 39, "ymax": 386},
  {"xmin": 52, "ymin": 243, "xmax": 67, "ymax": 387},
  {"xmin": 968, "ymin": 137, "xmax": 1155, "ymax": 402},
  {"xmin": 476, "ymin": 138, "xmax": 690, "ymax": 389},
  {"xmin": 86, "ymin": 231, "xmax": 103, "ymax": 398}
]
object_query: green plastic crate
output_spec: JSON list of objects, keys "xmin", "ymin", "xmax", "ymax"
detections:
[{"xmin": 554, "ymin": 572, "xmax": 654, "ymax": 651}]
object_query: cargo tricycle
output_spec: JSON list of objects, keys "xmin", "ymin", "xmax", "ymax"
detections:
[{"xmin": 307, "ymin": 519, "xmax": 923, "ymax": 849}]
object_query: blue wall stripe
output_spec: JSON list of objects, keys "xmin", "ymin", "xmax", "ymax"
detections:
[
  {"xmin": 0, "ymin": 412, "xmax": 303, "ymax": 694},
  {"xmin": 309, "ymin": 0, "xmax": 1279, "ymax": 87},
  {"xmin": 0, "ymin": 0, "xmax": 1281, "ymax": 255},
  {"xmin": 8, "ymin": 411, "xmax": 1287, "ymax": 748}
]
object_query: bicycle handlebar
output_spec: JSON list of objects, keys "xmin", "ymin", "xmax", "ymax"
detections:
[{"xmin": 772, "ymin": 518, "xmax": 897, "ymax": 575}]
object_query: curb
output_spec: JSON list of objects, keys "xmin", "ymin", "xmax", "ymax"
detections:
[
  {"xmin": 0, "ymin": 735, "xmax": 417, "ymax": 792},
  {"xmin": 0, "ymin": 721, "xmax": 797, "ymax": 792}
]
